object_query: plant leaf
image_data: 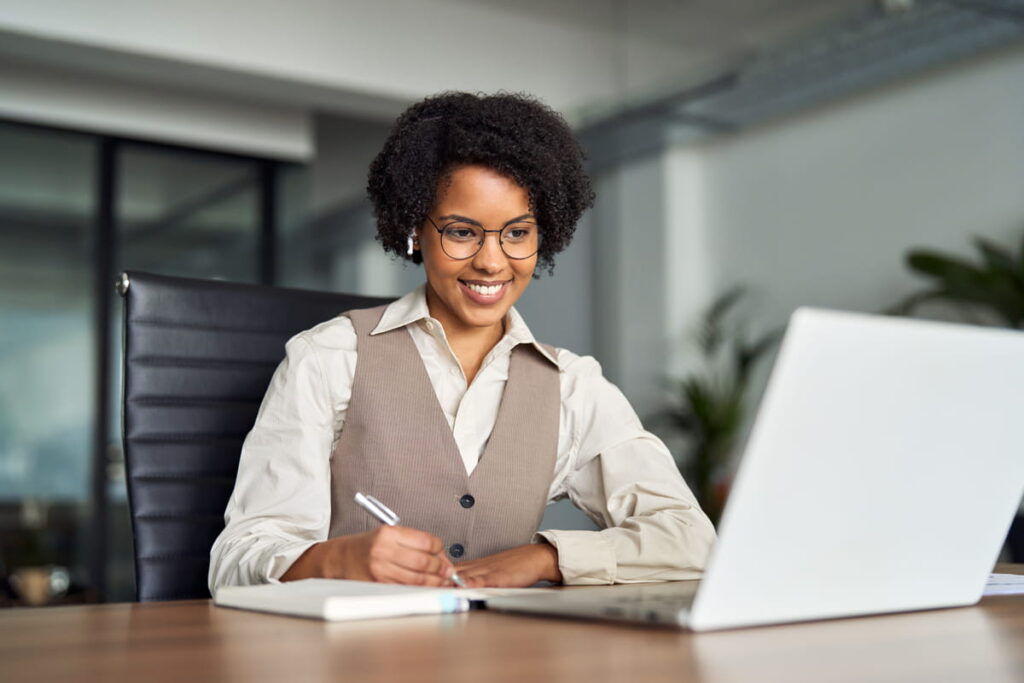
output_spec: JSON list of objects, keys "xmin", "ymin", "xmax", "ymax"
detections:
[
  {"xmin": 735, "ymin": 328, "xmax": 782, "ymax": 382},
  {"xmin": 707, "ymin": 286, "xmax": 747, "ymax": 325},
  {"xmin": 906, "ymin": 249, "xmax": 1024, "ymax": 326},
  {"xmin": 973, "ymin": 236, "xmax": 1019, "ymax": 282},
  {"xmin": 696, "ymin": 286, "xmax": 747, "ymax": 356},
  {"xmin": 906, "ymin": 250, "xmax": 984, "ymax": 282},
  {"xmin": 695, "ymin": 318, "xmax": 722, "ymax": 358},
  {"xmin": 1019, "ymin": 232, "xmax": 1024, "ymax": 284}
]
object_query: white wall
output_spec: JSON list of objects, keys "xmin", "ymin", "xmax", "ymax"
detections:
[
  {"xmin": 515, "ymin": 205, "xmax": 595, "ymax": 357},
  {"xmin": 584, "ymin": 42, "xmax": 1024, "ymax": 456},
  {"xmin": 673, "ymin": 44, "xmax": 1024, "ymax": 340},
  {"xmin": 589, "ymin": 155, "xmax": 672, "ymax": 418}
]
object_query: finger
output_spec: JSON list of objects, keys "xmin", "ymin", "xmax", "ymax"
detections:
[
  {"xmin": 453, "ymin": 565, "xmax": 489, "ymax": 584},
  {"xmin": 461, "ymin": 572, "xmax": 494, "ymax": 589},
  {"xmin": 370, "ymin": 531, "xmax": 455, "ymax": 580},
  {"xmin": 389, "ymin": 526, "xmax": 446, "ymax": 555},
  {"xmin": 453, "ymin": 557, "xmax": 488, "ymax": 575},
  {"xmin": 391, "ymin": 548, "xmax": 450, "ymax": 576},
  {"xmin": 375, "ymin": 561, "xmax": 454, "ymax": 587},
  {"xmin": 454, "ymin": 559, "xmax": 481, "ymax": 573},
  {"xmin": 459, "ymin": 574, "xmax": 487, "ymax": 589}
]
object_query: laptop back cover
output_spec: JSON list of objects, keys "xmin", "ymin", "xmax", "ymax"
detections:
[{"xmin": 690, "ymin": 309, "xmax": 1024, "ymax": 631}]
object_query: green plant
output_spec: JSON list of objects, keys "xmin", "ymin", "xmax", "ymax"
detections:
[
  {"xmin": 890, "ymin": 234, "xmax": 1024, "ymax": 328},
  {"xmin": 664, "ymin": 287, "xmax": 780, "ymax": 525}
]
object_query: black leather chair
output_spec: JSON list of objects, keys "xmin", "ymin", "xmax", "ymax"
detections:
[{"xmin": 118, "ymin": 270, "xmax": 390, "ymax": 601}]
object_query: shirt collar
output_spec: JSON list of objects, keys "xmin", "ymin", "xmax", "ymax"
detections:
[
  {"xmin": 371, "ymin": 285, "xmax": 431, "ymax": 335},
  {"xmin": 371, "ymin": 285, "xmax": 560, "ymax": 368}
]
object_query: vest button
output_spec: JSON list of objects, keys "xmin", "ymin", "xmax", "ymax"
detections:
[
  {"xmin": 449, "ymin": 543, "xmax": 465, "ymax": 558},
  {"xmin": 459, "ymin": 494, "xmax": 475, "ymax": 509}
]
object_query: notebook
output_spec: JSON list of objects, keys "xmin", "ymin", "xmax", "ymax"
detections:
[
  {"xmin": 488, "ymin": 308, "xmax": 1024, "ymax": 630},
  {"xmin": 214, "ymin": 578, "xmax": 551, "ymax": 621}
]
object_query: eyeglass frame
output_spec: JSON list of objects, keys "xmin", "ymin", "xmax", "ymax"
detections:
[{"xmin": 425, "ymin": 215, "xmax": 540, "ymax": 261}]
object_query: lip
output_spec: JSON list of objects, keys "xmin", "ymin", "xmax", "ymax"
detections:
[{"xmin": 458, "ymin": 279, "xmax": 511, "ymax": 305}]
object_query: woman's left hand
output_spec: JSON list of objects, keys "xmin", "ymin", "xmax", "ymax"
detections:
[{"xmin": 455, "ymin": 543, "xmax": 562, "ymax": 588}]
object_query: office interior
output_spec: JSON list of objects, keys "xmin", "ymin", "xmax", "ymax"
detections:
[{"xmin": 1, "ymin": 0, "xmax": 1023, "ymax": 605}]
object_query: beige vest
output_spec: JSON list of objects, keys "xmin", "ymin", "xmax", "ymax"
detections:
[{"xmin": 328, "ymin": 306, "xmax": 561, "ymax": 561}]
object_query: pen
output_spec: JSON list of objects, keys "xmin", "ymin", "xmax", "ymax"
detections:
[{"xmin": 354, "ymin": 492, "xmax": 466, "ymax": 588}]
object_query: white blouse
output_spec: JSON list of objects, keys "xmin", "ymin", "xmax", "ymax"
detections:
[{"xmin": 209, "ymin": 286, "xmax": 716, "ymax": 592}]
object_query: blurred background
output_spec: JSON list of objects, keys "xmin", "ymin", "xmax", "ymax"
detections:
[{"xmin": 1, "ymin": 0, "xmax": 1022, "ymax": 604}]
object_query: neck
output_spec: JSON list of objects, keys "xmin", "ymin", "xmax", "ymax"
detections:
[{"xmin": 424, "ymin": 285, "xmax": 506, "ymax": 366}]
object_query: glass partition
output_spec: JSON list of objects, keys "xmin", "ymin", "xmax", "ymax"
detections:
[
  {"xmin": 104, "ymin": 143, "xmax": 264, "ymax": 601},
  {"xmin": 117, "ymin": 145, "xmax": 261, "ymax": 283},
  {"xmin": 0, "ymin": 123, "xmax": 98, "ymax": 597},
  {"xmin": 0, "ymin": 123, "xmax": 278, "ymax": 605}
]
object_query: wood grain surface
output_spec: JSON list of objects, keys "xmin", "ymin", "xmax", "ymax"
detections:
[{"xmin": 2, "ymin": 564, "xmax": 1022, "ymax": 683}]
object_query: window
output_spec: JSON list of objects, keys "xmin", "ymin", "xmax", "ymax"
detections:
[{"xmin": 0, "ymin": 120, "xmax": 288, "ymax": 602}]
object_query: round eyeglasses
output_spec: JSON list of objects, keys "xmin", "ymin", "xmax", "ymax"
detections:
[{"xmin": 426, "ymin": 216, "xmax": 539, "ymax": 261}]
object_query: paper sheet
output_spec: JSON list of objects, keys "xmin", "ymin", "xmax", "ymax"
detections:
[{"xmin": 983, "ymin": 573, "xmax": 1024, "ymax": 596}]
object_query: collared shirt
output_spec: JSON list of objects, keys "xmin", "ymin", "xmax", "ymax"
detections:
[{"xmin": 209, "ymin": 286, "xmax": 717, "ymax": 592}]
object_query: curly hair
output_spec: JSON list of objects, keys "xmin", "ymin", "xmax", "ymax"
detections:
[{"xmin": 367, "ymin": 91, "xmax": 594, "ymax": 275}]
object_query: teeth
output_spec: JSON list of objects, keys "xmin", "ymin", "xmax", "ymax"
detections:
[{"xmin": 466, "ymin": 282, "xmax": 503, "ymax": 296}]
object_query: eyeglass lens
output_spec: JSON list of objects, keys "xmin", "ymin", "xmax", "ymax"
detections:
[{"xmin": 439, "ymin": 223, "xmax": 539, "ymax": 260}]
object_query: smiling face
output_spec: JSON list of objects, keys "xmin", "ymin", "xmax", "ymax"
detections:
[{"xmin": 416, "ymin": 164, "xmax": 538, "ymax": 339}]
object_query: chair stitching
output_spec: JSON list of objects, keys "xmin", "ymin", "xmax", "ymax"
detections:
[
  {"xmin": 130, "ymin": 357, "xmax": 279, "ymax": 369},
  {"xmin": 136, "ymin": 513, "xmax": 225, "ymax": 520},
  {"xmin": 130, "ymin": 318, "xmax": 302, "ymax": 335},
  {"xmin": 128, "ymin": 434, "xmax": 247, "ymax": 443},
  {"xmin": 129, "ymin": 397, "xmax": 262, "ymax": 406},
  {"xmin": 131, "ymin": 474, "xmax": 236, "ymax": 481}
]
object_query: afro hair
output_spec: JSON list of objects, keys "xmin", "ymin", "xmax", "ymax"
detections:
[{"xmin": 366, "ymin": 91, "xmax": 594, "ymax": 275}]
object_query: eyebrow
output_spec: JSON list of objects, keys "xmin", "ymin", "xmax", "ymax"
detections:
[{"xmin": 438, "ymin": 213, "xmax": 536, "ymax": 228}]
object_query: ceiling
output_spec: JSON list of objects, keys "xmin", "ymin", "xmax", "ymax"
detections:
[
  {"xmin": 575, "ymin": 0, "xmax": 1024, "ymax": 167},
  {"xmin": 444, "ymin": 0, "xmax": 874, "ymax": 70}
]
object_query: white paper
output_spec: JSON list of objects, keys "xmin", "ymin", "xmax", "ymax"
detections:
[{"xmin": 983, "ymin": 573, "xmax": 1024, "ymax": 596}]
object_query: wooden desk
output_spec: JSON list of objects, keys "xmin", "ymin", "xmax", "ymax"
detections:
[{"xmin": 3, "ymin": 567, "xmax": 1023, "ymax": 683}]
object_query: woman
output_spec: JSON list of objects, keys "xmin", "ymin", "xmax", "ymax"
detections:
[{"xmin": 209, "ymin": 92, "xmax": 715, "ymax": 591}]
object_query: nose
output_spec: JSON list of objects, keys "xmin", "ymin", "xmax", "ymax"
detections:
[{"xmin": 471, "ymin": 231, "xmax": 508, "ymax": 273}]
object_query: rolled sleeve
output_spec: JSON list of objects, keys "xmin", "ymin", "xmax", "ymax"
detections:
[
  {"xmin": 548, "ymin": 352, "xmax": 717, "ymax": 584},
  {"xmin": 534, "ymin": 529, "xmax": 618, "ymax": 584}
]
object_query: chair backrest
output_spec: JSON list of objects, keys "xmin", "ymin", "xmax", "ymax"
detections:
[{"xmin": 119, "ymin": 270, "xmax": 391, "ymax": 601}]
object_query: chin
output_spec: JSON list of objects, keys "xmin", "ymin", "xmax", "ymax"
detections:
[{"xmin": 460, "ymin": 306, "xmax": 508, "ymax": 329}]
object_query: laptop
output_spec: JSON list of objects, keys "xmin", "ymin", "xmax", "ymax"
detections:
[{"xmin": 487, "ymin": 308, "xmax": 1024, "ymax": 630}]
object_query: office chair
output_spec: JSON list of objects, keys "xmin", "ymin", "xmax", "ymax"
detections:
[{"xmin": 118, "ymin": 270, "xmax": 390, "ymax": 601}]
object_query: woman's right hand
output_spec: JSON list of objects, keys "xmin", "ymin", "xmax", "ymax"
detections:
[{"xmin": 281, "ymin": 526, "xmax": 457, "ymax": 586}]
